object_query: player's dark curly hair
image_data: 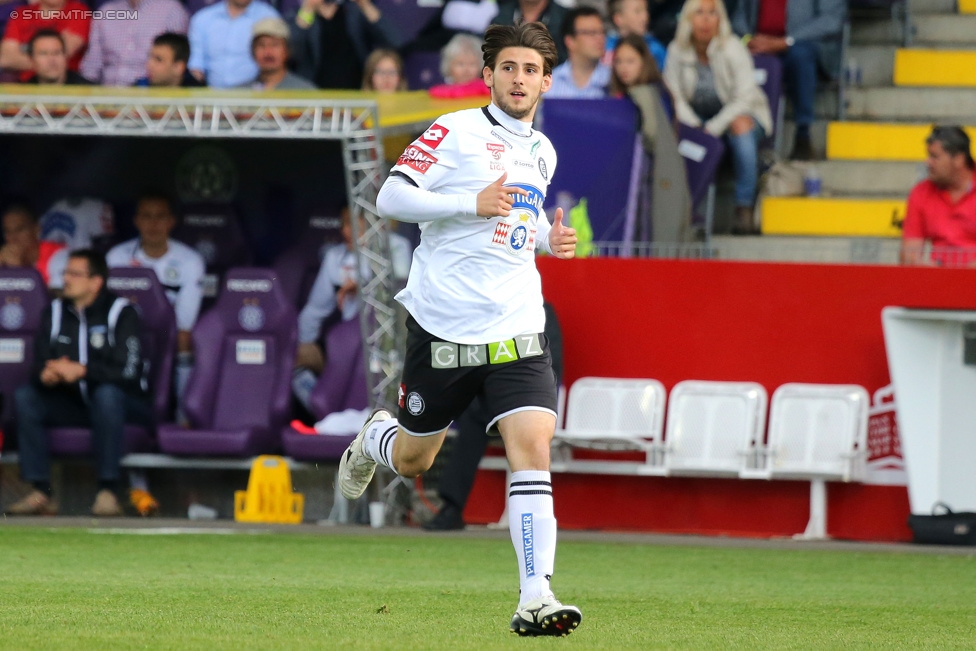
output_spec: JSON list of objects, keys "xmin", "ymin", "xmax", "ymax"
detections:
[{"xmin": 482, "ymin": 23, "xmax": 559, "ymax": 77}]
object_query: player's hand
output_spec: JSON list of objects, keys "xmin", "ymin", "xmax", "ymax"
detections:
[
  {"xmin": 476, "ymin": 172, "xmax": 529, "ymax": 218},
  {"xmin": 548, "ymin": 207, "xmax": 577, "ymax": 259}
]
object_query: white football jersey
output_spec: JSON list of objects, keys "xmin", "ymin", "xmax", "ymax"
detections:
[
  {"xmin": 106, "ymin": 238, "xmax": 206, "ymax": 332},
  {"xmin": 40, "ymin": 198, "xmax": 115, "ymax": 250},
  {"xmin": 384, "ymin": 103, "xmax": 557, "ymax": 345}
]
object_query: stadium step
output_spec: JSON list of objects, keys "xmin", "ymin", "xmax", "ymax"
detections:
[
  {"xmin": 853, "ymin": 14, "xmax": 976, "ymax": 47},
  {"xmin": 817, "ymin": 160, "xmax": 922, "ymax": 196},
  {"xmin": 847, "ymin": 46, "xmax": 895, "ymax": 87},
  {"xmin": 960, "ymin": 0, "xmax": 976, "ymax": 13},
  {"xmin": 825, "ymin": 122, "xmax": 976, "ymax": 161},
  {"xmin": 843, "ymin": 87, "xmax": 976, "ymax": 122},
  {"xmin": 759, "ymin": 197, "xmax": 904, "ymax": 237},
  {"xmin": 894, "ymin": 49, "xmax": 976, "ymax": 87}
]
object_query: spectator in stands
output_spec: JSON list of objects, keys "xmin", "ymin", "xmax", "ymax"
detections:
[
  {"xmin": 663, "ymin": 0, "xmax": 771, "ymax": 234},
  {"xmin": 611, "ymin": 34, "xmax": 692, "ymax": 242},
  {"xmin": 6, "ymin": 249, "xmax": 151, "ymax": 517},
  {"xmin": 288, "ymin": 0, "xmax": 403, "ymax": 90},
  {"xmin": 240, "ymin": 17, "xmax": 315, "ymax": 90},
  {"xmin": 106, "ymin": 193, "xmax": 204, "ymax": 358},
  {"xmin": 361, "ymin": 48, "xmax": 406, "ymax": 92},
  {"xmin": 427, "ymin": 33, "xmax": 489, "ymax": 98},
  {"xmin": 0, "ymin": 0, "xmax": 90, "ymax": 81},
  {"xmin": 605, "ymin": 0, "xmax": 666, "ymax": 72},
  {"xmin": 546, "ymin": 7, "xmax": 610, "ymax": 99},
  {"xmin": 0, "ymin": 203, "xmax": 68, "ymax": 288},
  {"xmin": 187, "ymin": 0, "xmax": 280, "ymax": 88},
  {"xmin": 293, "ymin": 206, "xmax": 411, "ymax": 410},
  {"xmin": 24, "ymin": 29, "xmax": 91, "ymax": 85},
  {"xmin": 901, "ymin": 126, "xmax": 976, "ymax": 268},
  {"xmin": 732, "ymin": 0, "xmax": 844, "ymax": 161},
  {"xmin": 492, "ymin": 0, "xmax": 569, "ymax": 63},
  {"xmin": 80, "ymin": 0, "xmax": 188, "ymax": 86},
  {"xmin": 134, "ymin": 32, "xmax": 205, "ymax": 87}
]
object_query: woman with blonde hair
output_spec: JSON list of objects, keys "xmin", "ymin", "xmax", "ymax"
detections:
[
  {"xmin": 361, "ymin": 49, "xmax": 407, "ymax": 92},
  {"xmin": 663, "ymin": 0, "xmax": 771, "ymax": 234}
]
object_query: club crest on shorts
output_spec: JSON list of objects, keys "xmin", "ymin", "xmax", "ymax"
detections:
[{"xmin": 406, "ymin": 392, "xmax": 425, "ymax": 416}]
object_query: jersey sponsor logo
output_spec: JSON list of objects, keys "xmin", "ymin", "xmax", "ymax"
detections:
[
  {"xmin": 397, "ymin": 145, "xmax": 438, "ymax": 174},
  {"xmin": 538, "ymin": 157, "xmax": 548, "ymax": 180},
  {"xmin": 507, "ymin": 183, "xmax": 545, "ymax": 216},
  {"xmin": 235, "ymin": 339, "xmax": 266, "ymax": 365},
  {"xmin": 486, "ymin": 143, "xmax": 505, "ymax": 160},
  {"xmin": 406, "ymin": 391, "xmax": 425, "ymax": 416},
  {"xmin": 419, "ymin": 124, "xmax": 449, "ymax": 149},
  {"xmin": 491, "ymin": 218, "xmax": 536, "ymax": 256}
]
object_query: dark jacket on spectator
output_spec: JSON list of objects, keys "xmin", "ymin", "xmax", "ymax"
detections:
[
  {"xmin": 492, "ymin": 0, "xmax": 569, "ymax": 64},
  {"xmin": 34, "ymin": 289, "xmax": 146, "ymax": 396},
  {"xmin": 732, "ymin": 0, "xmax": 846, "ymax": 77},
  {"xmin": 288, "ymin": 4, "xmax": 404, "ymax": 85}
]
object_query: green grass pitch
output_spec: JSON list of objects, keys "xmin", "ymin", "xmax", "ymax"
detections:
[{"xmin": 1, "ymin": 526, "xmax": 975, "ymax": 650}]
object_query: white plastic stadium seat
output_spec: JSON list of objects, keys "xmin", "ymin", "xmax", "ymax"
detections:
[
  {"xmin": 756, "ymin": 383, "xmax": 870, "ymax": 540},
  {"xmin": 663, "ymin": 381, "xmax": 768, "ymax": 477},
  {"xmin": 554, "ymin": 377, "xmax": 667, "ymax": 467}
]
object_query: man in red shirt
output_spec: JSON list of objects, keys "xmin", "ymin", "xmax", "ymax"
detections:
[
  {"xmin": 901, "ymin": 126, "xmax": 976, "ymax": 267},
  {"xmin": 0, "ymin": 0, "xmax": 91, "ymax": 81}
]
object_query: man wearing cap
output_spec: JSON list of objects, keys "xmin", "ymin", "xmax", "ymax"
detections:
[
  {"xmin": 240, "ymin": 17, "xmax": 315, "ymax": 90},
  {"xmin": 901, "ymin": 126, "xmax": 976, "ymax": 268}
]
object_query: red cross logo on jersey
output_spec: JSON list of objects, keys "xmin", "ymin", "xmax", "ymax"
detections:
[{"xmin": 419, "ymin": 124, "xmax": 449, "ymax": 149}]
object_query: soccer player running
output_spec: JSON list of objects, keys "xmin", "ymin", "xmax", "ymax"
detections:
[{"xmin": 335, "ymin": 22, "xmax": 581, "ymax": 637}]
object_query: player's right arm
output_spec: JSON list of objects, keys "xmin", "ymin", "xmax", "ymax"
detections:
[{"xmin": 377, "ymin": 115, "xmax": 525, "ymax": 223}]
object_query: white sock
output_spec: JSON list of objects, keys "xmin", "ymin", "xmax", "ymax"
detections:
[
  {"xmin": 508, "ymin": 470, "xmax": 557, "ymax": 606},
  {"xmin": 363, "ymin": 417, "xmax": 399, "ymax": 473}
]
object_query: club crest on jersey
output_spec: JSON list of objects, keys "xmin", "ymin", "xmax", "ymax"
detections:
[
  {"xmin": 397, "ymin": 145, "xmax": 437, "ymax": 174},
  {"xmin": 492, "ymin": 212, "xmax": 536, "ymax": 256},
  {"xmin": 538, "ymin": 157, "xmax": 548, "ymax": 180},
  {"xmin": 419, "ymin": 123, "xmax": 449, "ymax": 149},
  {"xmin": 486, "ymin": 143, "xmax": 505, "ymax": 160}
]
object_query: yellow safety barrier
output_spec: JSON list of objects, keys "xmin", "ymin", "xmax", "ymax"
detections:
[
  {"xmin": 234, "ymin": 455, "xmax": 304, "ymax": 524},
  {"xmin": 894, "ymin": 49, "xmax": 976, "ymax": 88},
  {"xmin": 760, "ymin": 197, "xmax": 905, "ymax": 237}
]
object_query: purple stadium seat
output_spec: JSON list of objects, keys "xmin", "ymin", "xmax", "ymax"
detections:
[
  {"xmin": 272, "ymin": 210, "xmax": 343, "ymax": 308},
  {"xmin": 677, "ymin": 124, "xmax": 725, "ymax": 235},
  {"xmin": 47, "ymin": 268, "xmax": 177, "ymax": 456},
  {"xmin": 281, "ymin": 317, "xmax": 368, "ymax": 461},
  {"xmin": 752, "ymin": 54, "xmax": 784, "ymax": 152},
  {"xmin": 404, "ymin": 51, "xmax": 444, "ymax": 90},
  {"xmin": 373, "ymin": 0, "xmax": 439, "ymax": 44},
  {"xmin": 157, "ymin": 268, "xmax": 297, "ymax": 457},
  {"xmin": 0, "ymin": 268, "xmax": 47, "ymax": 450},
  {"xmin": 174, "ymin": 203, "xmax": 253, "ymax": 304}
]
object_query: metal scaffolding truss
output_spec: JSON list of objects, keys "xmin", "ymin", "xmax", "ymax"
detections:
[{"xmin": 0, "ymin": 90, "xmax": 401, "ymax": 410}]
